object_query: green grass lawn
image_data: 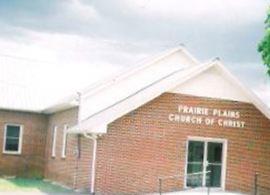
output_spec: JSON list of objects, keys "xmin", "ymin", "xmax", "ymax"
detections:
[{"xmin": 0, "ymin": 178, "xmax": 73, "ymax": 193}]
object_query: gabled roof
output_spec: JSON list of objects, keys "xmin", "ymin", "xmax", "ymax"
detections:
[
  {"xmin": 43, "ymin": 46, "xmax": 198, "ymax": 114},
  {"xmin": 0, "ymin": 54, "xmax": 81, "ymax": 113},
  {"xmin": 1, "ymin": 46, "xmax": 269, "ymax": 131},
  {"xmin": 68, "ymin": 49, "xmax": 270, "ymax": 134},
  {"xmin": 0, "ymin": 46, "xmax": 199, "ymax": 114},
  {"xmin": 0, "ymin": 81, "xmax": 44, "ymax": 112}
]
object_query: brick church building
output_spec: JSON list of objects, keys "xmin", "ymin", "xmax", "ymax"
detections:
[{"xmin": 0, "ymin": 47, "xmax": 269, "ymax": 194}]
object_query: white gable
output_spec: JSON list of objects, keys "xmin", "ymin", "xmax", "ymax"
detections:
[
  {"xmin": 71, "ymin": 66, "xmax": 201, "ymax": 134},
  {"xmin": 170, "ymin": 66, "xmax": 251, "ymax": 102},
  {"xmin": 79, "ymin": 47, "xmax": 199, "ymax": 121}
]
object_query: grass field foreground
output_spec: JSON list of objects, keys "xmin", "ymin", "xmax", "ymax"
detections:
[{"xmin": 0, "ymin": 178, "xmax": 73, "ymax": 193}]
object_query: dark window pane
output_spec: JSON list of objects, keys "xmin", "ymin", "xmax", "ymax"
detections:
[
  {"xmin": 187, "ymin": 163, "xmax": 203, "ymax": 187},
  {"xmin": 187, "ymin": 163, "xmax": 203, "ymax": 174},
  {"xmin": 207, "ymin": 142, "xmax": 222, "ymax": 163},
  {"xmin": 6, "ymin": 125, "xmax": 20, "ymax": 137},
  {"xmin": 206, "ymin": 165, "xmax": 222, "ymax": 187},
  {"xmin": 188, "ymin": 141, "xmax": 204, "ymax": 162},
  {"xmin": 5, "ymin": 138, "xmax": 19, "ymax": 151}
]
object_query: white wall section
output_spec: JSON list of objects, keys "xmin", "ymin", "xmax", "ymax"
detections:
[{"xmin": 170, "ymin": 66, "xmax": 251, "ymax": 102}]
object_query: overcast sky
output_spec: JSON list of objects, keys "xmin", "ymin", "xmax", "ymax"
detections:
[{"xmin": 0, "ymin": 0, "xmax": 269, "ymax": 107}]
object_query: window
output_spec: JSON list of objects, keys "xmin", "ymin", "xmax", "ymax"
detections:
[
  {"xmin": 52, "ymin": 126, "xmax": 57, "ymax": 157},
  {"xmin": 3, "ymin": 124, "xmax": 23, "ymax": 154},
  {"xmin": 185, "ymin": 137, "xmax": 227, "ymax": 190},
  {"xmin": 61, "ymin": 125, "xmax": 68, "ymax": 158}
]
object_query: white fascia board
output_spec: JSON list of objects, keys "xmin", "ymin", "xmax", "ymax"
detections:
[
  {"xmin": 0, "ymin": 106, "xmax": 43, "ymax": 113},
  {"xmin": 42, "ymin": 95, "xmax": 78, "ymax": 114},
  {"xmin": 180, "ymin": 47, "xmax": 200, "ymax": 65},
  {"xmin": 67, "ymin": 123, "xmax": 107, "ymax": 134},
  {"xmin": 42, "ymin": 102, "xmax": 78, "ymax": 114}
]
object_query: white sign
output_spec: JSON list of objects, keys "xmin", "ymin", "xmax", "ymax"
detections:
[{"xmin": 168, "ymin": 104, "xmax": 245, "ymax": 128}]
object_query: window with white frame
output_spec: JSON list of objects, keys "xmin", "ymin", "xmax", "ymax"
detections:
[
  {"xmin": 51, "ymin": 126, "xmax": 57, "ymax": 157},
  {"xmin": 61, "ymin": 125, "xmax": 68, "ymax": 158},
  {"xmin": 3, "ymin": 124, "xmax": 23, "ymax": 154}
]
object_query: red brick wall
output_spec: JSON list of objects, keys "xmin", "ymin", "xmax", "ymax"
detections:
[
  {"xmin": 95, "ymin": 93, "xmax": 270, "ymax": 194},
  {"xmin": 44, "ymin": 107, "xmax": 93, "ymax": 190},
  {"xmin": 0, "ymin": 109, "xmax": 48, "ymax": 178}
]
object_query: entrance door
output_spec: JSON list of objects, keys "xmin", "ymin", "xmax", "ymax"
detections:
[{"xmin": 186, "ymin": 138, "xmax": 226, "ymax": 189}]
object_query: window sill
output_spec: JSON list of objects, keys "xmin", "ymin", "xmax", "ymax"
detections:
[{"xmin": 3, "ymin": 151, "xmax": 21, "ymax": 155}]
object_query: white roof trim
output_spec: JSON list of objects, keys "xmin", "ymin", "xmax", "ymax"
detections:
[
  {"xmin": 35, "ymin": 46, "xmax": 199, "ymax": 114},
  {"xmin": 42, "ymin": 94, "xmax": 79, "ymax": 114},
  {"xmin": 80, "ymin": 46, "xmax": 199, "ymax": 99},
  {"xmin": 0, "ymin": 106, "xmax": 43, "ymax": 113},
  {"xmin": 214, "ymin": 61, "xmax": 270, "ymax": 119},
  {"xmin": 68, "ymin": 60, "xmax": 270, "ymax": 134}
]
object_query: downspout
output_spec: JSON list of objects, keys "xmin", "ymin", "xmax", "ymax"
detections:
[
  {"xmin": 73, "ymin": 92, "xmax": 82, "ymax": 190},
  {"xmin": 77, "ymin": 91, "xmax": 99, "ymax": 194},
  {"xmin": 77, "ymin": 92, "xmax": 82, "ymax": 122},
  {"xmin": 73, "ymin": 135, "xmax": 81, "ymax": 189},
  {"xmin": 84, "ymin": 133, "xmax": 98, "ymax": 195}
]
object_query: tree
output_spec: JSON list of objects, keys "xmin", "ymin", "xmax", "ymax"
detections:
[{"xmin": 258, "ymin": 7, "xmax": 270, "ymax": 75}]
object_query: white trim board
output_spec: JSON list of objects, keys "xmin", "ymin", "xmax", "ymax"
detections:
[
  {"xmin": 51, "ymin": 126, "xmax": 57, "ymax": 157},
  {"xmin": 61, "ymin": 125, "xmax": 68, "ymax": 158}
]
